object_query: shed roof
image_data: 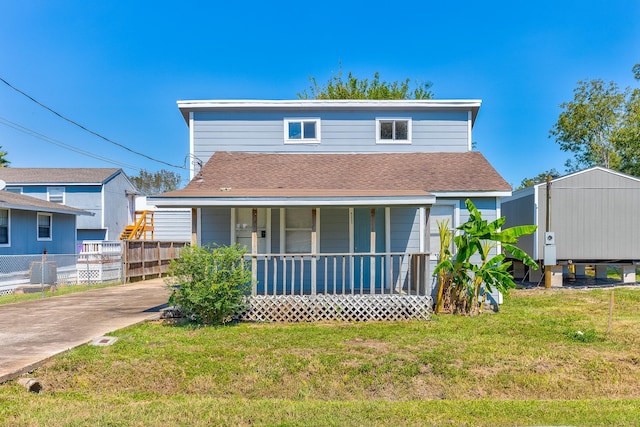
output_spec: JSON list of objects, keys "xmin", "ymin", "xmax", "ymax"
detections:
[
  {"xmin": 0, "ymin": 168, "xmax": 122, "ymax": 185},
  {"xmin": 153, "ymin": 151, "xmax": 510, "ymax": 206},
  {"xmin": 0, "ymin": 191, "xmax": 93, "ymax": 216}
]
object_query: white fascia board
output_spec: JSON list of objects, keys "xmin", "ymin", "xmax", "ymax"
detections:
[
  {"xmin": 149, "ymin": 195, "xmax": 437, "ymax": 208},
  {"xmin": 431, "ymin": 191, "xmax": 512, "ymax": 198},
  {"xmin": 177, "ymin": 99, "xmax": 482, "ymax": 123}
]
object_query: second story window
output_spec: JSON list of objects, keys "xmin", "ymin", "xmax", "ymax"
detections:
[
  {"xmin": 47, "ymin": 187, "xmax": 65, "ymax": 204},
  {"xmin": 376, "ymin": 118, "xmax": 411, "ymax": 144},
  {"xmin": 284, "ymin": 118, "xmax": 321, "ymax": 143}
]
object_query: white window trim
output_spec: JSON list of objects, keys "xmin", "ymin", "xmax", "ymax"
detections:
[
  {"xmin": 0, "ymin": 209, "xmax": 10, "ymax": 247},
  {"xmin": 280, "ymin": 207, "xmax": 319, "ymax": 254},
  {"xmin": 37, "ymin": 212, "xmax": 53, "ymax": 241},
  {"xmin": 47, "ymin": 186, "xmax": 65, "ymax": 204},
  {"xmin": 284, "ymin": 118, "xmax": 321, "ymax": 144},
  {"xmin": 375, "ymin": 118, "xmax": 412, "ymax": 144}
]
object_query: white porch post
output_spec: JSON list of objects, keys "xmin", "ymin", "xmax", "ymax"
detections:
[
  {"xmin": 191, "ymin": 208, "xmax": 198, "ymax": 246},
  {"xmin": 251, "ymin": 208, "xmax": 258, "ymax": 295},
  {"xmin": 311, "ymin": 208, "xmax": 317, "ymax": 295},
  {"xmin": 370, "ymin": 208, "xmax": 376, "ymax": 294}
]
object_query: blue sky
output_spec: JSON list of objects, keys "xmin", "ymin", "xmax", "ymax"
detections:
[{"xmin": 1, "ymin": 1, "xmax": 638, "ymax": 188}]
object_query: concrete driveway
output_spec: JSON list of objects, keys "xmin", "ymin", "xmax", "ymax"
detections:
[{"xmin": 0, "ymin": 278, "xmax": 170, "ymax": 383}]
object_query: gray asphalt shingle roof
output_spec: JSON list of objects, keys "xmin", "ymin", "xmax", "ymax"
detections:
[
  {"xmin": 0, "ymin": 168, "xmax": 121, "ymax": 184},
  {"xmin": 160, "ymin": 151, "xmax": 510, "ymax": 198}
]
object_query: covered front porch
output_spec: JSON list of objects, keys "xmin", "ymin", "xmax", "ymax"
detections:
[{"xmin": 206, "ymin": 204, "xmax": 436, "ymax": 321}]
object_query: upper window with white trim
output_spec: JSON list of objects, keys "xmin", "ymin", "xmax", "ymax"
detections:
[
  {"xmin": 376, "ymin": 118, "xmax": 411, "ymax": 144},
  {"xmin": 284, "ymin": 118, "xmax": 321, "ymax": 143},
  {"xmin": 37, "ymin": 213, "xmax": 52, "ymax": 241},
  {"xmin": 0, "ymin": 209, "xmax": 9, "ymax": 246},
  {"xmin": 47, "ymin": 187, "xmax": 65, "ymax": 204}
]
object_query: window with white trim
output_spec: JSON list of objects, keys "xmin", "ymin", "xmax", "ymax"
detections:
[
  {"xmin": 284, "ymin": 118, "xmax": 321, "ymax": 143},
  {"xmin": 47, "ymin": 187, "xmax": 65, "ymax": 204},
  {"xmin": 37, "ymin": 213, "xmax": 52, "ymax": 241},
  {"xmin": 284, "ymin": 208, "xmax": 312, "ymax": 253},
  {"xmin": 376, "ymin": 118, "xmax": 411, "ymax": 144},
  {"xmin": 0, "ymin": 209, "xmax": 9, "ymax": 245}
]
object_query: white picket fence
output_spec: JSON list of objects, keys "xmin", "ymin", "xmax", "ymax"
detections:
[{"xmin": 0, "ymin": 241, "xmax": 123, "ymax": 296}]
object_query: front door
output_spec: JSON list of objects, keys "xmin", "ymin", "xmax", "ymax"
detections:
[{"xmin": 354, "ymin": 208, "xmax": 385, "ymax": 291}]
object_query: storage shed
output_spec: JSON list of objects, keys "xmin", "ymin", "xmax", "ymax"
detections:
[{"xmin": 502, "ymin": 167, "xmax": 640, "ymax": 283}]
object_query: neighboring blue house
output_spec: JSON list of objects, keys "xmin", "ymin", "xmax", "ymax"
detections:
[
  {"xmin": 0, "ymin": 189, "xmax": 91, "ymax": 255},
  {"xmin": 150, "ymin": 99, "xmax": 511, "ymax": 320},
  {"xmin": 0, "ymin": 168, "xmax": 138, "ymax": 242}
]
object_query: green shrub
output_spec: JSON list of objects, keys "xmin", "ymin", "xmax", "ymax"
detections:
[{"xmin": 166, "ymin": 244, "xmax": 253, "ymax": 325}]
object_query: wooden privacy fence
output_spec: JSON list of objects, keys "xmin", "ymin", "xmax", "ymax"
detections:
[{"xmin": 122, "ymin": 241, "xmax": 188, "ymax": 282}]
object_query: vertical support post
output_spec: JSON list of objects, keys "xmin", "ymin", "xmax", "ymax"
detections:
[
  {"xmin": 545, "ymin": 175, "xmax": 554, "ymax": 289},
  {"xmin": 191, "ymin": 208, "xmax": 198, "ymax": 246},
  {"xmin": 311, "ymin": 208, "xmax": 317, "ymax": 295},
  {"xmin": 251, "ymin": 208, "xmax": 258, "ymax": 295},
  {"xmin": 370, "ymin": 208, "xmax": 376, "ymax": 294}
]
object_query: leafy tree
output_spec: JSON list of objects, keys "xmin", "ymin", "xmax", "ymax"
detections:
[
  {"xmin": 433, "ymin": 200, "xmax": 537, "ymax": 316},
  {"xmin": 550, "ymin": 65, "xmax": 640, "ymax": 175},
  {"xmin": 298, "ymin": 66, "xmax": 433, "ymax": 100},
  {"xmin": 516, "ymin": 168, "xmax": 561, "ymax": 190},
  {"xmin": 550, "ymin": 79, "xmax": 626, "ymax": 172},
  {"xmin": 130, "ymin": 169, "xmax": 182, "ymax": 195},
  {"xmin": 166, "ymin": 244, "xmax": 253, "ymax": 325},
  {"xmin": 0, "ymin": 146, "xmax": 9, "ymax": 167}
]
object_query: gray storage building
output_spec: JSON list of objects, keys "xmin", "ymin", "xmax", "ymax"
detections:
[{"xmin": 502, "ymin": 167, "xmax": 640, "ymax": 282}]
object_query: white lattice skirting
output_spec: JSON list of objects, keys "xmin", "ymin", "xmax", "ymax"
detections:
[{"xmin": 241, "ymin": 294, "xmax": 433, "ymax": 322}]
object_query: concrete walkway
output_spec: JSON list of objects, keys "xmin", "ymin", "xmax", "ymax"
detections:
[{"xmin": 0, "ymin": 278, "xmax": 170, "ymax": 383}]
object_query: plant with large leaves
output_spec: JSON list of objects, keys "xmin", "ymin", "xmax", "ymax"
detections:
[{"xmin": 434, "ymin": 199, "xmax": 538, "ymax": 315}]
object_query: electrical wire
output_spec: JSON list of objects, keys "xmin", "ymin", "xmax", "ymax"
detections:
[
  {"xmin": 0, "ymin": 116, "xmax": 144, "ymax": 172},
  {"xmin": 0, "ymin": 76, "xmax": 188, "ymax": 170}
]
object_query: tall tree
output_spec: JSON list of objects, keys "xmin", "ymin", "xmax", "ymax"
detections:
[
  {"xmin": 298, "ymin": 66, "xmax": 433, "ymax": 100},
  {"xmin": 131, "ymin": 169, "xmax": 182, "ymax": 196},
  {"xmin": 550, "ymin": 79, "xmax": 626, "ymax": 172},
  {"xmin": 0, "ymin": 146, "xmax": 10, "ymax": 167},
  {"xmin": 616, "ymin": 65, "xmax": 640, "ymax": 176},
  {"xmin": 550, "ymin": 65, "xmax": 640, "ymax": 175}
]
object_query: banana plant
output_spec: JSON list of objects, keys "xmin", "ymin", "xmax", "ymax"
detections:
[{"xmin": 433, "ymin": 199, "xmax": 538, "ymax": 315}]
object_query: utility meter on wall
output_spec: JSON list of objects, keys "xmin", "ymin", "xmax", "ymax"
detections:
[{"xmin": 545, "ymin": 232, "xmax": 555, "ymax": 245}]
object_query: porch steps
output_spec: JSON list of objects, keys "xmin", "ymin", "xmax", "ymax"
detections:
[{"xmin": 119, "ymin": 210, "xmax": 154, "ymax": 240}]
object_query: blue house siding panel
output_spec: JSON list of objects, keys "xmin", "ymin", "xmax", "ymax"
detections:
[
  {"xmin": 67, "ymin": 190, "xmax": 102, "ymax": 230},
  {"xmin": 320, "ymin": 208, "xmax": 349, "ymax": 253},
  {"xmin": 201, "ymin": 208, "xmax": 231, "ymax": 246},
  {"xmin": 0, "ymin": 210, "xmax": 77, "ymax": 255},
  {"xmin": 102, "ymin": 174, "xmax": 136, "ymax": 240},
  {"xmin": 192, "ymin": 110, "xmax": 469, "ymax": 164},
  {"xmin": 389, "ymin": 207, "xmax": 420, "ymax": 253}
]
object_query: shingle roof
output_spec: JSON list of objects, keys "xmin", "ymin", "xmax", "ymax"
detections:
[
  {"xmin": 160, "ymin": 151, "xmax": 510, "ymax": 198},
  {"xmin": 0, "ymin": 168, "xmax": 121, "ymax": 184},
  {"xmin": 0, "ymin": 191, "xmax": 92, "ymax": 216}
]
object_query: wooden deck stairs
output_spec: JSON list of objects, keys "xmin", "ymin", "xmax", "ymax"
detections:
[{"xmin": 119, "ymin": 210, "xmax": 155, "ymax": 240}]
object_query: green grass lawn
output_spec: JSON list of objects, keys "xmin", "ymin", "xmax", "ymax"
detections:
[{"xmin": 1, "ymin": 287, "xmax": 640, "ymax": 426}]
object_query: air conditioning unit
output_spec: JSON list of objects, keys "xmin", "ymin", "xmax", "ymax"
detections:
[{"xmin": 545, "ymin": 232, "xmax": 555, "ymax": 245}]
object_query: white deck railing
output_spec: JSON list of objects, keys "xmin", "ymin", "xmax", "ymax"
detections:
[
  {"xmin": 78, "ymin": 241, "xmax": 123, "ymax": 263},
  {"xmin": 244, "ymin": 252, "xmax": 431, "ymax": 297}
]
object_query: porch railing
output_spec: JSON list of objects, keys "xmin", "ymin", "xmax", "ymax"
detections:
[{"xmin": 244, "ymin": 252, "xmax": 431, "ymax": 297}]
